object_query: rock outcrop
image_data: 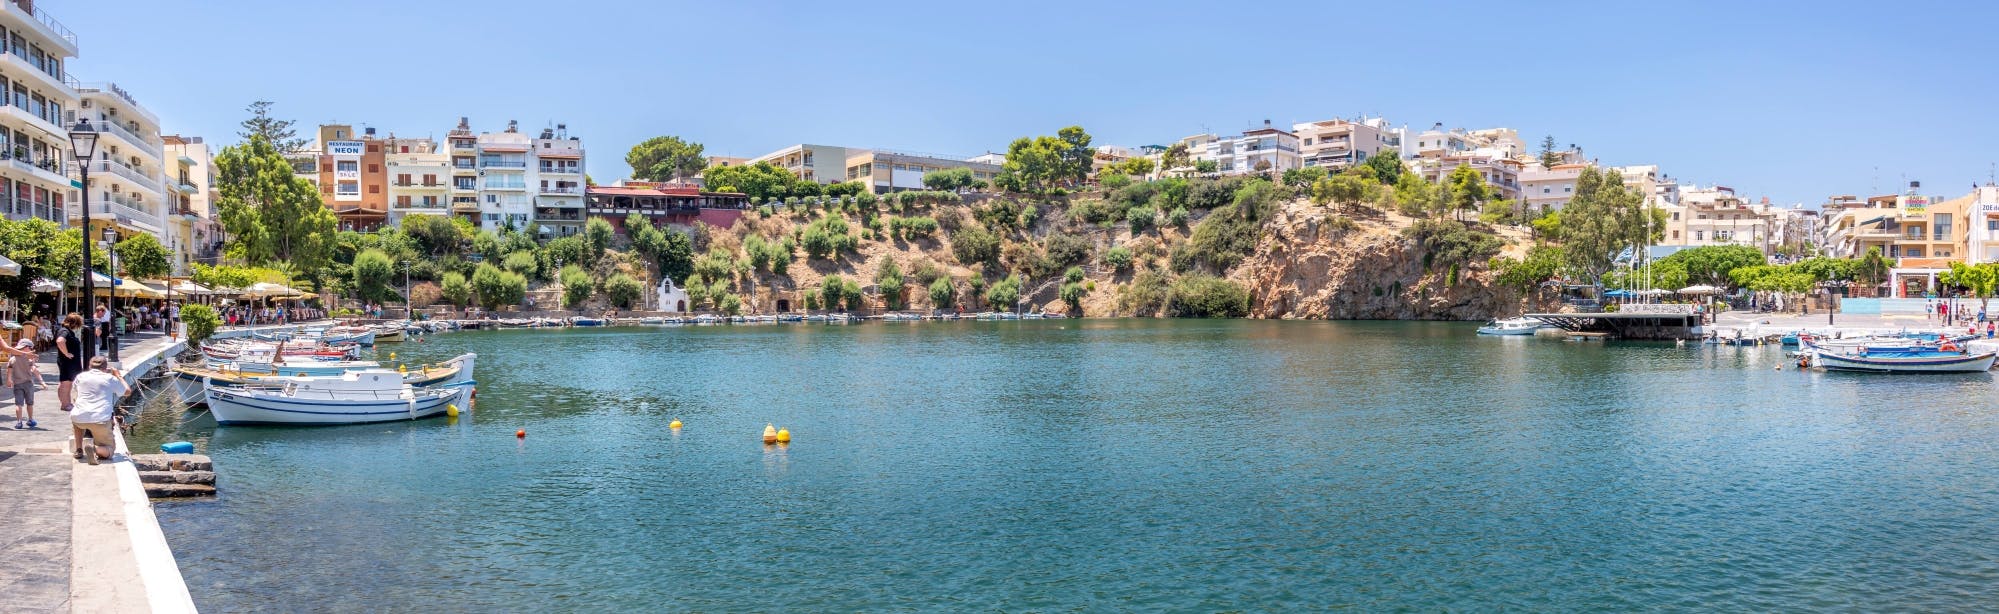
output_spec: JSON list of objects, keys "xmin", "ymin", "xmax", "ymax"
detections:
[{"xmin": 1231, "ymin": 206, "xmax": 1519, "ymax": 320}]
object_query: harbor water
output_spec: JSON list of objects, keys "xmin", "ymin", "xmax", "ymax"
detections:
[{"xmin": 137, "ymin": 320, "xmax": 1999, "ymax": 610}]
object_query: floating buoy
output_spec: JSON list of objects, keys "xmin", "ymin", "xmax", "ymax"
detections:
[
  {"xmin": 389, "ymin": 352, "xmax": 396, "ymax": 360},
  {"xmin": 516, "ymin": 429, "xmax": 526, "ymax": 439},
  {"xmin": 762, "ymin": 423, "xmax": 777, "ymax": 444},
  {"xmin": 669, "ymin": 419, "xmax": 682, "ymax": 429},
  {"xmin": 776, "ymin": 428, "xmax": 791, "ymax": 443},
  {"xmin": 446, "ymin": 404, "xmax": 460, "ymax": 417}
]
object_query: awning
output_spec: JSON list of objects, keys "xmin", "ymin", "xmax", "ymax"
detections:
[
  {"xmin": 1678, "ymin": 285, "xmax": 1721, "ymax": 295},
  {"xmin": 94, "ymin": 278, "xmax": 166, "ymax": 299},
  {"xmin": 168, "ymin": 280, "xmax": 216, "ymax": 295},
  {"xmin": 243, "ymin": 282, "xmax": 315, "ymax": 299},
  {"xmin": 0, "ymin": 254, "xmax": 18, "ymax": 276},
  {"xmin": 29, "ymin": 278, "xmax": 60, "ymax": 293}
]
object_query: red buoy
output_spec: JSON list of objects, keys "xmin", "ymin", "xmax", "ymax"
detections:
[{"xmin": 516, "ymin": 429, "xmax": 526, "ymax": 439}]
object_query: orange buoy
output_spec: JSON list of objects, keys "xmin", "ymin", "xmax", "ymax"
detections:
[
  {"xmin": 516, "ymin": 429, "xmax": 526, "ymax": 439},
  {"xmin": 762, "ymin": 423, "xmax": 778, "ymax": 444}
]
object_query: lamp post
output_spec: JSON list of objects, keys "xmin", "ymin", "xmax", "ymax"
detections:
[
  {"xmin": 103, "ymin": 228, "xmax": 120, "ymax": 362},
  {"xmin": 69, "ymin": 120, "xmax": 99, "ymax": 363}
]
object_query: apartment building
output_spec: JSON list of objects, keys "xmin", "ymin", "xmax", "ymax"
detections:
[
  {"xmin": 1818, "ymin": 193, "xmax": 1902, "ymax": 259},
  {"xmin": 384, "ymin": 137, "xmax": 448, "ymax": 227},
  {"xmin": 446, "ymin": 118, "xmax": 477, "ymax": 224},
  {"xmin": 842, "ymin": 149, "xmax": 999, "ymax": 193},
  {"xmin": 287, "ymin": 124, "xmax": 390, "ymax": 230},
  {"xmin": 1293, "ymin": 117, "xmax": 1400, "ymax": 170},
  {"xmin": 1963, "ymin": 185, "xmax": 1999, "ymax": 264},
  {"xmin": 71, "ymin": 82, "xmax": 166, "ymax": 243},
  {"xmin": 1202, "ymin": 122, "xmax": 1300, "ymax": 175},
  {"xmin": 1519, "ymin": 163, "xmax": 1587, "ymax": 212},
  {"xmin": 1407, "ymin": 124, "xmax": 1524, "ymax": 161},
  {"xmin": 0, "ymin": 0, "xmax": 72, "ymax": 227},
  {"xmin": 472, "ymin": 121, "xmax": 531, "ymax": 232},
  {"xmin": 532, "ymin": 124, "xmax": 586, "ymax": 236},
  {"xmin": 751, "ymin": 144, "xmax": 848, "ymax": 184},
  {"xmin": 1411, "ymin": 154, "xmax": 1523, "ymax": 201},
  {"xmin": 162, "ymin": 134, "xmax": 220, "ymax": 275}
]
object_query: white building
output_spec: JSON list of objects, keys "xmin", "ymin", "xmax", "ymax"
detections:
[
  {"xmin": 1519, "ymin": 163, "xmax": 1587, "ymax": 212},
  {"xmin": 0, "ymin": 0, "xmax": 75, "ymax": 227},
  {"xmin": 72, "ymin": 82, "xmax": 167, "ymax": 244},
  {"xmin": 162, "ymin": 135, "xmax": 220, "ymax": 275},
  {"xmin": 532, "ymin": 124, "xmax": 586, "ymax": 236},
  {"xmin": 1204, "ymin": 122, "xmax": 1299, "ymax": 175},
  {"xmin": 384, "ymin": 137, "xmax": 449, "ymax": 227},
  {"xmin": 1960, "ymin": 185, "xmax": 1999, "ymax": 264},
  {"xmin": 1292, "ymin": 116, "xmax": 1400, "ymax": 170}
]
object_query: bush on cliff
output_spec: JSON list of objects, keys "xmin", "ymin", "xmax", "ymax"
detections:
[
  {"xmin": 1402, "ymin": 219, "xmax": 1503, "ymax": 272},
  {"xmin": 1168, "ymin": 274, "xmax": 1251, "ymax": 318}
]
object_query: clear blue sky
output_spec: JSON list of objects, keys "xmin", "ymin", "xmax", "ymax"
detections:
[{"xmin": 68, "ymin": 0, "xmax": 1999, "ymax": 205}]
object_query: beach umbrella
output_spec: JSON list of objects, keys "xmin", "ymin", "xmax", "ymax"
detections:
[
  {"xmin": 29, "ymin": 278, "xmax": 60, "ymax": 293},
  {"xmin": 169, "ymin": 280, "xmax": 215, "ymax": 296},
  {"xmin": 1678, "ymin": 285, "xmax": 1720, "ymax": 295},
  {"xmin": 0, "ymin": 254, "xmax": 18, "ymax": 276}
]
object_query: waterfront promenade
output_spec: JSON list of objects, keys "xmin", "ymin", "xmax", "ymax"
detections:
[{"xmin": 0, "ymin": 322, "xmax": 321, "ymax": 613}]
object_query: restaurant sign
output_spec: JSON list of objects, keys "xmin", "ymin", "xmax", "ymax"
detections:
[
  {"xmin": 1903, "ymin": 195, "xmax": 1930, "ymax": 217},
  {"xmin": 327, "ymin": 140, "xmax": 365, "ymax": 156}
]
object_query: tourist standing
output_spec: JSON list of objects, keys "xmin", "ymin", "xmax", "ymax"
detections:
[
  {"xmin": 69, "ymin": 356, "xmax": 127, "ymax": 465},
  {"xmin": 93, "ymin": 304, "xmax": 111, "ymax": 351},
  {"xmin": 54, "ymin": 314, "xmax": 83, "ymax": 412},
  {"xmin": 1, "ymin": 322, "xmax": 40, "ymax": 429},
  {"xmin": 1941, "ymin": 302, "xmax": 1951, "ymax": 326}
]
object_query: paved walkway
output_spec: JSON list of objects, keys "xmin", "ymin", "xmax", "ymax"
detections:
[{"xmin": 0, "ymin": 329, "xmax": 184, "ymax": 613}]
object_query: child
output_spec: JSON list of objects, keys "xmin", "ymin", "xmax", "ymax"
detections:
[{"xmin": 2, "ymin": 323, "xmax": 42, "ymax": 429}]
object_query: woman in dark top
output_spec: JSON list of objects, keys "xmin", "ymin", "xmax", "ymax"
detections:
[{"xmin": 54, "ymin": 313, "xmax": 82, "ymax": 412}]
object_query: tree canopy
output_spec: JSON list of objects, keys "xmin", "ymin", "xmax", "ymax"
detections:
[
  {"xmin": 701, "ymin": 161, "xmax": 811, "ymax": 200},
  {"xmin": 626, "ymin": 136, "xmax": 707, "ymax": 182},
  {"xmin": 215, "ymin": 134, "xmax": 337, "ymax": 270},
  {"xmin": 1659, "ymin": 244, "xmax": 1767, "ymax": 288},
  {"xmin": 1557, "ymin": 167, "xmax": 1655, "ymax": 286},
  {"xmin": 113, "ymin": 232, "xmax": 172, "ymax": 280},
  {"xmin": 237, "ymin": 101, "xmax": 310, "ymax": 155}
]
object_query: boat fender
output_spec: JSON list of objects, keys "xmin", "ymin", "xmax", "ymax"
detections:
[
  {"xmin": 446, "ymin": 404, "xmax": 459, "ymax": 418},
  {"xmin": 160, "ymin": 441, "xmax": 195, "ymax": 454}
]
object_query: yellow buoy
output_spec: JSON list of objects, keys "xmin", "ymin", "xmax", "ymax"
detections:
[
  {"xmin": 389, "ymin": 352, "xmax": 396, "ymax": 360},
  {"xmin": 762, "ymin": 423, "xmax": 778, "ymax": 444},
  {"xmin": 776, "ymin": 428, "xmax": 791, "ymax": 443},
  {"xmin": 669, "ymin": 419, "xmax": 683, "ymax": 429},
  {"xmin": 446, "ymin": 403, "xmax": 460, "ymax": 417}
]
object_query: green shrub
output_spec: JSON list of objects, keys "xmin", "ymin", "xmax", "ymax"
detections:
[
  {"xmin": 1127, "ymin": 206, "xmax": 1158, "ymax": 232},
  {"xmin": 604, "ymin": 273, "xmax": 643, "ymax": 309},
  {"xmin": 720, "ymin": 293, "xmax": 743, "ymax": 316},
  {"xmin": 1099, "ymin": 173, "xmax": 1132, "ymax": 190},
  {"xmin": 471, "ymin": 263, "xmax": 526, "ymax": 311},
  {"xmin": 1168, "ymin": 274, "xmax": 1250, "ymax": 318},
  {"xmin": 800, "ymin": 214, "xmax": 857, "ymax": 259},
  {"xmin": 560, "ymin": 264, "xmax": 594, "ymax": 307},
  {"xmin": 440, "ymin": 272, "xmax": 472, "ymax": 306},
  {"xmin": 1401, "ymin": 219, "xmax": 1503, "ymax": 271},
  {"xmin": 928, "ymin": 277, "xmax": 955, "ymax": 309},
  {"xmin": 985, "ymin": 274, "xmax": 1022, "ymax": 311},
  {"xmin": 1167, "ymin": 207, "xmax": 1190, "ymax": 227},
  {"xmin": 950, "ymin": 226, "xmax": 1002, "ymax": 266},
  {"xmin": 1118, "ymin": 270, "xmax": 1171, "ymax": 316},
  {"xmin": 1103, "ymin": 246, "xmax": 1134, "ymax": 270},
  {"xmin": 1042, "ymin": 233, "xmax": 1093, "ymax": 268},
  {"xmin": 1059, "ymin": 281, "xmax": 1087, "ymax": 316},
  {"xmin": 1064, "ymin": 266, "xmax": 1085, "ymax": 284},
  {"xmin": 181, "ymin": 304, "xmax": 220, "ymax": 343}
]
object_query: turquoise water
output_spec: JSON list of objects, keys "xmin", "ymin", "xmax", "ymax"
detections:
[{"xmin": 141, "ymin": 321, "xmax": 1999, "ymax": 610}]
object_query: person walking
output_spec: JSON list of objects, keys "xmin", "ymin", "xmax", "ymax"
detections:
[
  {"xmin": 1, "ymin": 322, "xmax": 41, "ymax": 429},
  {"xmin": 69, "ymin": 356, "xmax": 127, "ymax": 465},
  {"xmin": 93, "ymin": 304, "xmax": 111, "ymax": 352},
  {"xmin": 54, "ymin": 314, "xmax": 83, "ymax": 413}
]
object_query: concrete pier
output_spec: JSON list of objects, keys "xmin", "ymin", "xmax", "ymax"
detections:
[{"xmin": 0, "ymin": 320, "xmax": 328, "ymax": 612}]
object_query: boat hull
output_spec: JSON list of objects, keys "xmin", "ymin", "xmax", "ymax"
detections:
[
  {"xmin": 204, "ymin": 386, "xmax": 468, "ymax": 426},
  {"xmin": 1815, "ymin": 351, "xmax": 1997, "ymax": 373}
]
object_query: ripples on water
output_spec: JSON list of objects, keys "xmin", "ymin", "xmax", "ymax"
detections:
[{"xmin": 141, "ymin": 321, "xmax": 1999, "ymax": 610}]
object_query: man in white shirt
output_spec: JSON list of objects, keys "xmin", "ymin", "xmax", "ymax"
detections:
[{"xmin": 70, "ymin": 356, "xmax": 128, "ymax": 465}]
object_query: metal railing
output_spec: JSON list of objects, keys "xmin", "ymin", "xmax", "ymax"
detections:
[
  {"xmin": 2, "ymin": 150, "xmax": 62, "ymax": 177},
  {"xmin": 91, "ymin": 119, "xmax": 164, "ymax": 159},
  {"xmin": 88, "ymin": 159, "xmax": 160, "ymax": 189},
  {"xmin": 539, "ymin": 166, "xmax": 581, "ymax": 174},
  {"xmin": 539, "ymin": 186, "xmax": 581, "ymax": 194},
  {"xmin": 479, "ymin": 160, "xmax": 526, "ymax": 168},
  {"xmin": 8, "ymin": 2, "xmax": 75, "ymax": 48}
]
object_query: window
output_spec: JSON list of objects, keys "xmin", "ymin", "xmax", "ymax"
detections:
[
  {"xmin": 397, "ymin": 174, "xmax": 410, "ymax": 185},
  {"xmin": 1695, "ymin": 231, "xmax": 1704, "ymax": 241},
  {"xmin": 1672, "ymin": 230, "xmax": 1680, "ymax": 239},
  {"xmin": 336, "ymin": 161, "xmax": 358, "ymax": 173},
  {"xmin": 1671, "ymin": 212, "xmax": 1680, "ymax": 220},
  {"xmin": 1564, "ymin": 186, "xmax": 1573, "ymax": 193},
  {"xmin": 368, "ymin": 164, "xmax": 380, "ymax": 173},
  {"xmin": 336, "ymin": 130, "xmax": 346, "ymax": 139},
  {"xmin": 368, "ymin": 185, "xmax": 379, "ymax": 194},
  {"xmin": 396, "ymin": 196, "xmax": 411, "ymax": 206},
  {"xmin": 1542, "ymin": 188, "xmax": 1551, "ymax": 194},
  {"xmin": 1987, "ymin": 219, "xmax": 1998, "ymax": 231},
  {"xmin": 400, "ymin": 146, "xmax": 410, "ymax": 153}
]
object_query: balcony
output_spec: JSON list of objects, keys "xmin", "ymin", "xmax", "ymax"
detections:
[
  {"xmin": 85, "ymin": 159, "xmax": 162, "ymax": 195},
  {"xmin": 0, "ymin": 151, "xmax": 67, "ymax": 186},
  {"xmin": 0, "ymin": 97, "xmax": 63, "ymax": 138},
  {"xmin": 451, "ymin": 199, "xmax": 479, "ymax": 212},
  {"xmin": 4, "ymin": 1, "xmax": 77, "ymax": 56},
  {"xmin": 449, "ymin": 141, "xmax": 476, "ymax": 153},
  {"xmin": 539, "ymin": 186, "xmax": 581, "ymax": 195},
  {"xmin": 0, "ymin": 51, "xmax": 74, "ymax": 98},
  {"xmin": 78, "ymin": 196, "xmax": 162, "ymax": 233},
  {"xmin": 481, "ymin": 183, "xmax": 527, "ymax": 191},
  {"xmin": 539, "ymin": 166, "xmax": 581, "ymax": 175},
  {"xmin": 90, "ymin": 118, "xmax": 164, "ymax": 160},
  {"xmin": 479, "ymin": 160, "xmax": 526, "ymax": 168},
  {"xmin": 534, "ymin": 208, "xmax": 584, "ymax": 222},
  {"xmin": 393, "ymin": 200, "xmax": 449, "ymax": 211},
  {"xmin": 0, "ymin": 195, "xmax": 58, "ymax": 223}
]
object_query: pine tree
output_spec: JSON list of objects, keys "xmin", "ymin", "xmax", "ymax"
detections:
[
  {"xmin": 1538, "ymin": 135, "xmax": 1560, "ymax": 169},
  {"xmin": 238, "ymin": 101, "xmax": 311, "ymax": 155}
]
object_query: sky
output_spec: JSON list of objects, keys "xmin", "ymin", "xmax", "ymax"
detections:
[{"xmin": 62, "ymin": 0, "xmax": 1999, "ymax": 206}]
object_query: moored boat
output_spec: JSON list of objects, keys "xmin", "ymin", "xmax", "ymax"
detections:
[
  {"xmin": 1810, "ymin": 348, "xmax": 1998, "ymax": 373},
  {"xmin": 1476, "ymin": 317, "xmax": 1546, "ymax": 336},
  {"xmin": 204, "ymin": 370, "xmax": 473, "ymax": 426}
]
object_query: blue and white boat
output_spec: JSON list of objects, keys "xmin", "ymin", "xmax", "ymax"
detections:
[
  {"xmin": 569, "ymin": 317, "xmax": 607, "ymax": 327},
  {"xmin": 204, "ymin": 370, "xmax": 473, "ymax": 426},
  {"xmin": 1810, "ymin": 348, "xmax": 1997, "ymax": 373},
  {"xmin": 1476, "ymin": 317, "xmax": 1546, "ymax": 336}
]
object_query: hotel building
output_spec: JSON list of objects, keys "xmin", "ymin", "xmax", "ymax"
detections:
[
  {"xmin": 71, "ymin": 82, "xmax": 167, "ymax": 242},
  {"xmin": 162, "ymin": 134, "xmax": 220, "ymax": 274},
  {"xmin": 0, "ymin": 0, "xmax": 74, "ymax": 226}
]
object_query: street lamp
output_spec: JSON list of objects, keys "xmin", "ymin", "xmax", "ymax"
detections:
[
  {"xmin": 103, "ymin": 227, "xmax": 120, "ymax": 362},
  {"xmin": 68, "ymin": 120, "xmax": 99, "ymax": 362}
]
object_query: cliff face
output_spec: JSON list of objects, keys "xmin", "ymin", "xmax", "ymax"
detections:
[{"xmin": 1230, "ymin": 205, "xmax": 1521, "ymax": 321}]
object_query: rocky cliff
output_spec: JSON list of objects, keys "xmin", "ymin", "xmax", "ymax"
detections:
[{"xmin": 1231, "ymin": 204, "xmax": 1524, "ymax": 320}]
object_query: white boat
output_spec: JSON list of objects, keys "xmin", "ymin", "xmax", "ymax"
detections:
[
  {"xmin": 692, "ymin": 314, "xmax": 722, "ymax": 325},
  {"xmin": 1477, "ymin": 317, "xmax": 1547, "ymax": 335},
  {"xmin": 204, "ymin": 370, "xmax": 473, "ymax": 426},
  {"xmin": 1811, "ymin": 348, "xmax": 1998, "ymax": 373},
  {"xmin": 570, "ymin": 316, "xmax": 608, "ymax": 327},
  {"xmin": 173, "ymin": 353, "xmax": 476, "ymax": 407}
]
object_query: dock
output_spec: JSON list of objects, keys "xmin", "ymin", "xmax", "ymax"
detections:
[{"xmin": 1528, "ymin": 304, "xmax": 1704, "ymax": 340}]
